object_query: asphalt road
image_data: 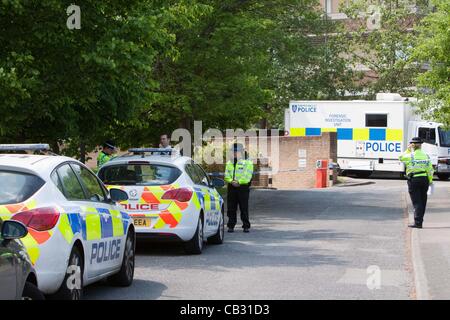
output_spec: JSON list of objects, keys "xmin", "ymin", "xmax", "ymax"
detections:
[{"xmin": 85, "ymin": 175, "xmax": 423, "ymax": 300}]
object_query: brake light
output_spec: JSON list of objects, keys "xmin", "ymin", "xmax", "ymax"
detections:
[
  {"xmin": 162, "ymin": 188, "xmax": 193, "ymax": 202},
  {"xmin": 128, "ymin": 161, "xmax": 150, "ymax": 165},
  {"xmin": 12, "ymin": 207, "xmax": 60, "ymax": 231},
  {"xmin": 438, "ymin": 159, "xmax": 448, "ymax": 164}
]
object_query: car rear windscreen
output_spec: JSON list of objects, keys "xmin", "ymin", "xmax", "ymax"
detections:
[
  {"xmin": 0, "ymin": 170, "xmax": 45, "ymax": 205},
  {"xmin": 99, "ymin": 164, "xmax": 181, "ymax": 186}
]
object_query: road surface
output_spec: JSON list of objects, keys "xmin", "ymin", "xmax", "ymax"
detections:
[{"xmin": 85, "ymin": 176, "xmax": 440, "ymax": 299}]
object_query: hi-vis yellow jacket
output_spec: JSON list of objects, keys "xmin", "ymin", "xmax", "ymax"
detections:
[
  {"xmin": 399, "ymin": 148, "xmax": 434, "ymax": 183},
  {"xmin": 224, "ymin": 159, "xmax": 254, "ymax": 185}
]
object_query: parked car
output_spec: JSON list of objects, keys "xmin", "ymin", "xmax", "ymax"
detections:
[
  {"xmin": 98, "ymin": 148, "xmax": 225, "ymax": 254},
  {"xmin": 0, "ymin": 144, "xmax": 135, "ymax": 300},
  {"xmin": 0, "ymin": 218, "xmax": 44, "ymax": 300}
]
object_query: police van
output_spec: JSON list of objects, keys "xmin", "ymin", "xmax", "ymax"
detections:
[{"xmin": 284, "ymin": 93, "xmax": 450, "ymax": 180}]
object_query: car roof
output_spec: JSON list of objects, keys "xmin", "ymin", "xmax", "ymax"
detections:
[
  {"xmin": 101, "ymin": 154, "xmax": 192, "ymax": 170},
  {"xmin": 0, "ymin": 154, "xmax": 79, "ymax": 176}
]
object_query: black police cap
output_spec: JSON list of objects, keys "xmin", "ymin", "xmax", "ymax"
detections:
[
  {"xmin": 409, "ymin": 137, "xmax": 423, "ymax": 144},
  {"xmin": 103, "ymin": 140, "xmax": 117, "ymax": 149}
]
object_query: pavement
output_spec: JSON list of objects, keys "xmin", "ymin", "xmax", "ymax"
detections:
[
  {"xmin": 409, "ymin": 179, "xmax": 450, "ymax": 299},
  {"xmin": 83, "ymin": 174, "xmax": 450, "ymax": 300}
]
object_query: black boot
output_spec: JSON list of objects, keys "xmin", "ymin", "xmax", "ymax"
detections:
[{"xmin": 408, "ymin": 223, "xmax": 422, "ymax": 229}]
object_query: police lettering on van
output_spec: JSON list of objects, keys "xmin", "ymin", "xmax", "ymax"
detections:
[
  {"xmin": 291, "ymin": 104, "xmax": 317, "ymax": 113},
  {"xmin": 365, "ymin": 142, "xmax": 402, "ymax": 153}
]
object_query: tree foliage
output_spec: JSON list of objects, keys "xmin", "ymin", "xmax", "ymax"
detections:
[
  {"xmin": 0, "ymin": 0, "xmax": 357, "ymax": 157},
  {"xmin": 0, "ymin": 0, "xmax": 207, "ymax": 158},
  {"xmin": 411, "ymin": 0, "xmax": 450, "ymax": 126},
  {"xmin": 341, "ymin": 0, "xmax": 431, "ymax": 98}
]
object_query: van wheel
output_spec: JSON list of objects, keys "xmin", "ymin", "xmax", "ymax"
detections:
[
  {"xmin": 184, "ymin": 216, "xmax": 203, "ymax": 254},
  {"xmin": 208, "ymin": 209, "xmax": 224, "ymax": 245},
  {"xmin": 52, "ymin": 246, "xmax": 84, "ymax": 300},
  {"xmin": 108, "ymin": 231, "xmax": 135, "ymax": 287},
  {"xmin": 22, "ymin": 282, "xmax": 45, "ymax": 300},
  {"xmin": 437, "ymin": 174, "xmax": 450, "ymax": 181}
]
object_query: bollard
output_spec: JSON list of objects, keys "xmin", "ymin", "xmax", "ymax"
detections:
[{"xmin": 315, "ymin": 159, "xmax": 328, "ymax": 188}]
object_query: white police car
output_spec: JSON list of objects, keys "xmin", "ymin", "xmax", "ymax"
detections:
[
  {"xmin": 0, "ymin": 144, "xmax": 135, "ymax": 300},
  {"xmin": 97, "ymin": 148, "xmax": 225, "ymax": 254}
]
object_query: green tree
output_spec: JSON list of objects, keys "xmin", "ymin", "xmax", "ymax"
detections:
[
  {"xmin": 0, "ymin": 0, "xmax": 207, "ymax": 160},
  {"xmin": 119, "ymin": 0, "xmax": 354, "ymax": 143},
  {"xmin": 411, "ymin": 0, "xmax": 450, "ymax": 125},
  {"xmin": 342, "ymin": 0, "xmax": 431, "ymax": 98}
]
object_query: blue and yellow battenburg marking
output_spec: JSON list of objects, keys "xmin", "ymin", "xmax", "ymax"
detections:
[
  {"xmin": 289, "ymin": 127, "xmax": 403, "ymax": 141},
  {"xmin": 59, "ymin": 207, "xmax": 130, "ymax": 244}
]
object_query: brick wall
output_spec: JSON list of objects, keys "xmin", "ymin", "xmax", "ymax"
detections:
[
  {"xmin": 271, "ymin": 133, "xmax": 337, "ymax": 190},
  {"xmin": 86, "ymin": 133, "xmax": 337, "ymax": 190}
]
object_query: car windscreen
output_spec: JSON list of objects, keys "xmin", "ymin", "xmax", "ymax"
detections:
[
  {"xmin": 98, "ymin": 164, "xmax": 181, "ymax": 186},
  {"xmin": 439, "ymin": 127, "xmax": 450, "ymax": 147},
  {"xmin": 0, "ymin": 170, "xmax": 45, "ymax": 205}
]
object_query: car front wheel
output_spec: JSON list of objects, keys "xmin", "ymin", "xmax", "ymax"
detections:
[
  {"xmin": 22, "ymin": 282, "xmax": 45, "ymax": 300},
  {"xmin": 108, "ymin": 230, "xmax": 135, "ymax": 287},
  {"xmin": 208, "ymin": 209, "xmax": 224, "ymax": 245}
]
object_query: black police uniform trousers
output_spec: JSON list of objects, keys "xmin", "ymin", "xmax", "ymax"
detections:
[
  {"xmin": 227, "ymin": 184, "xmax": 251, "ymax": 229},
  {"xmin": 408, "ymin": 176, "xmax": 429, "ymax": 226}
]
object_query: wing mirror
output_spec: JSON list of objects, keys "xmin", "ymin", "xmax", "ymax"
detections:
[
  {"xmin": 1, "ymin": 220, "xmax": 28, "ymax": 240},
  {"xmin": 109, "ymin": 188, "xmax": 129, "ymax": 202},
  {"xmin": 211, "ymin": 178, "xmax": 225, "ymax": 188}
]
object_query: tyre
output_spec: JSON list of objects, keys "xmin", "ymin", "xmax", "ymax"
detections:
[
  {"xmin": 184, "ymin": 215, "xmax": 204, "ymax": 254},
  {"xmin": 52, "ymin": 246, "xmax": 84, "ymax": 300},
  {"xmin": 437, "ymin": 173, "xmax": 450, "ymax": 181},
  {"xmin": 22, "ymin": 282, "xmax": 45, "ymax": 300},
  {"xmin": 108, "ymin": 230, "xmax": 135, "ymax": 287},
  {"xmin": 208, "ymin": 208, "xmax": 224, "ymax": 245}
]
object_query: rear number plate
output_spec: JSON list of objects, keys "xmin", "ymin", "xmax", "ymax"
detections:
[{"xmin": 133, "ymin": 217, "xmax": 151, "ymax": 227}]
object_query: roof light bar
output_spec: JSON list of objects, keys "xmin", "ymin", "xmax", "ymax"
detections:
[
  {"xmin": 0, "ymin": 144, "xmax": 51, "ymax": 152},
  {"xmin": 128, "ymin": 148, "xmax": 177, "ymax": 155}
]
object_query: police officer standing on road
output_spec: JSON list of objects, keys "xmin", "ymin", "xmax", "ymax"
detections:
[
  {"xmin": 97, "ymin": 140, "xmax": 117, "ymax": 168},
  {"xmin": 224, "ymin": 143, "xmax": 254, "ymax": 233},
  {"xmin": 399, "ymin": 137, "xmax": 434, "ymax": 228}
]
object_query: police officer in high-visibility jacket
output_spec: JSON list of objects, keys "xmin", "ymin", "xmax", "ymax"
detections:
[
  {"xmin": 224, "ymin": 143, "xmax": 254, "ymax": 233},
  {"xmin": 399, "ymin": 137, "xmax": 434, "ymax": 229},
  {"xmin": 97, "ymin": 140, "xmax": 117, "ymax": 168}
]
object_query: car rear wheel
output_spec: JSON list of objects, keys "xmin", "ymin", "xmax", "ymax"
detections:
[
  {"xmin": 22, "ymin": 282, "xmax": 45, "ymax": 300},
  {"xmin": 208, "ymin": 208, "xmax": 224, "ymax": 245},
  {"xmin": 184, "ymin": 216, "xmax": 203, "ymax": 254},
  {"xmin": 108, "ymin": 230, "xmax": 135, "ymax": 287},
  {"xmin": 437, "ymin": 173, "xmax": 450, "ymax": 181},
  {"xmin": 52, "ymin": 246, "xmax": 84, "ymax": 300}
]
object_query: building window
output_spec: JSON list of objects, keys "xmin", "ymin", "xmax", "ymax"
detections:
[
  {"xmin": 366, "ymin": 114, "xmax": 388, "ymax": 127},
  {"xmin": 325, "ymin": 0, "xmax": 332, "ymax": 14}
]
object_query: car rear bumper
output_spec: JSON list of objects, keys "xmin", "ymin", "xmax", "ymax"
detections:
[
  {"xmin": 136, "ymin": 232, "xmax": 183, "ymax": 242},
  {"xmin": 130, "ymin": 206, "xmax": 199, "ymax": 242}
]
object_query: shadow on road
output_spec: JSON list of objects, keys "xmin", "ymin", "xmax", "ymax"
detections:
[
  {"xmin": 84, "ymin": 279, "xmax": 167, "ymax": 300},
  {"xmin": 133, "ymin": 226, "xmax": 351, "ymax": 271}
]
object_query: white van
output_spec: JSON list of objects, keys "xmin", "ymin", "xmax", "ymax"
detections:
[{"xmin": 284, "ymin": 93, "xmax": 450, "ymax": 180}]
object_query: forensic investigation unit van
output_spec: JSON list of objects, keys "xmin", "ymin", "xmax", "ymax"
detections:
[{"xmin": 284, "ymin": 93, "xmax": 450, "ymax": 180}]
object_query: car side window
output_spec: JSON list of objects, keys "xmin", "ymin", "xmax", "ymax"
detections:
[
  {"xmin": 71, "ymin": 164, "xmax": 106, "ymax": 202},
  {"xmin": 185, "ymin": 163, "xmax": 202, "ymax": 185},
  {"xmin": 56, "ymin": 164, "xmax": 87, "ymax": 201},
  {"xmin": 51, "ymin": 171, "xmax": 65, "ymax": 195},
  {"xmin": 194, "ymin": 164, "xmax": 210, "ymax": 187}
]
